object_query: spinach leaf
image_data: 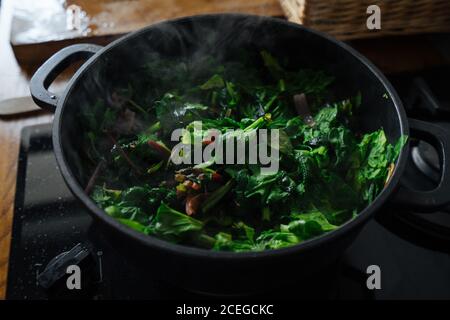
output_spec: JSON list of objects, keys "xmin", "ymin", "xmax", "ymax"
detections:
[
  {"xmin": 151, "ymin": 203, "xmax": 204, "ymax": 242},
  {"xmin": 200, "ymin": 74, "xmax": 225, "ymax": 90},
  {"xmin": 212, "ymin": 232, "xmax": 254, "ymax": 252},
  {"xmin": 284, "ymin": 210, "xmax": 338, "ymax": 239},
  {"xmin": 117, "ymin": 219, "xmax": 149, "ymax": 234},
  {"xmin": 254, "ymin": 231, "xmax": 300, "ymax": 250},
  {"xmin": 155, "ymin": 93, "xmax": 208, "ymax": 134},
  {"xmin": 86, "ymin": 49, "xmax": 408, "ymax": 252}
]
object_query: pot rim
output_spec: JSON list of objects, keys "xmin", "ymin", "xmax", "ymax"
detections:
[{"xmin": 53, "ymin": 13, "xmax": 409, "ymax": 260}]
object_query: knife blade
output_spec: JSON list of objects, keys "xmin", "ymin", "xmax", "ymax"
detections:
[{"xmin": 0, "ymin": 96, "xmax": 42, "ymax": 116}]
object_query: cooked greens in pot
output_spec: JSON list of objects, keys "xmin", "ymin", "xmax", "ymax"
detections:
[{"xmin": 83, "ymin": 51, "xmax": 407, "ymax": 252}]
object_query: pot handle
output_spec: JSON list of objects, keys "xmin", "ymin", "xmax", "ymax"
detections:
[
  {"xmin": 392, "ymin": 119, "xmax": 450, "ymax": 212},
  {"xmin": 30, "ymin": 44, "xmax": 103, "ymax": 112}
]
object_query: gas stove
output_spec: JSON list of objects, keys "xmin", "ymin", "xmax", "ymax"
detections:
[{"xmin": 6, "ymin": 67, "xmax": 450, "ymax": 300}]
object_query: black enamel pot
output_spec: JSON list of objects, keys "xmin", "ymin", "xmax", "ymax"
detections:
[{"xmin": 30, "ymin": 14, "xmax": 450, "ymax": 295}]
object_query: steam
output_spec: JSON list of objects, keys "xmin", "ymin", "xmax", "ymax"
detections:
[{"xmin": 60, "ymin": 14, "xmax": 302, "ymax": 186}]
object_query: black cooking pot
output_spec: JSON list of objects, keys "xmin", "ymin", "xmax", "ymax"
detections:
[{"xmin": 30, "ymin": 14, "xmax": 450, "ymax": 295}]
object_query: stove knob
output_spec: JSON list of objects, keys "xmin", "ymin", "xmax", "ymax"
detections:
[{"xmin": 37, "ymin": 242, "xmax": 99, "ymax": 299}]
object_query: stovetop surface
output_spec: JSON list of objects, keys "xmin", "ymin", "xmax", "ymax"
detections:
[{"xmin": 6, "ymin": 69, "xmax": 450, "ymax": 300}]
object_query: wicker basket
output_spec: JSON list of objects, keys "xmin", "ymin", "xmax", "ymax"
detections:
[{"xmin": 279, "ymin": 0, "xmax": 450, "ymax": 40}]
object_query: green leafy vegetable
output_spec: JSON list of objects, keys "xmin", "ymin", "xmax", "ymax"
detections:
[
  {"xmin": 84, "ymin": 50, "xmax": 407, "ymax": 252},
  {"xmin": 150, "ymin": 203, "xmax": 204, "ymax": 242}
]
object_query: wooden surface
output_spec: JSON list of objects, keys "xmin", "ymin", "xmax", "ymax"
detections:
[
  {"xmin": 0, "ymin": 0, "xmax": 52, "ymax": 300},
  {"xmin": 11, "ymin": 0, "xmax": 284, "ymax": 65},
  {"xmin": 0, "ymin": 0, "xmax": 449, "ymax": 300}
]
